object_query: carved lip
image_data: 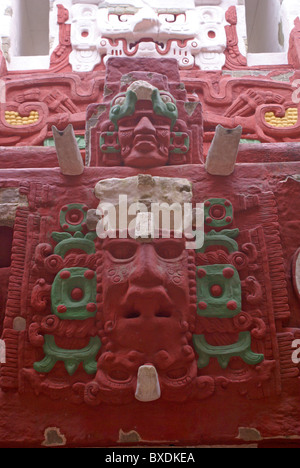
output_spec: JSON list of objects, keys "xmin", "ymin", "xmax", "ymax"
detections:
[
  {"xmin": 133, "ymin": 134, "xmax": 156, "ymax": 144},
  {"xmin": 134, "ymin": 141, "xmax": 157, "ymax": 152},
  {"xmin": 133, "ymin": 134, "xmax": 157, "ymax": 152}
]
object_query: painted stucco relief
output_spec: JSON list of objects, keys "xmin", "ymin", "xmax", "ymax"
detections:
[{"xmin": 0, "ymin": 0, "xmax": 299, "ymax": 449}]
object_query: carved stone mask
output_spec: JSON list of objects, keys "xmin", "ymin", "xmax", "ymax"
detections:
[
  {"xmin": 117, "ymin": 102, "xmax": 172, "ymax": 168},
  {"xmin": 94, "ymin": 235, "xmax": 195, "ymax": 402},
  {"xmin": 101, "ymin": 80, "xmax": 179, "ymax": 168}
]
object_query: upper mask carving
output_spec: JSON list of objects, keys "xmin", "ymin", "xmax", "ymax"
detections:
[{"xmin": 69, "ymin": 0, "xmax": 228, "ymax": 71}]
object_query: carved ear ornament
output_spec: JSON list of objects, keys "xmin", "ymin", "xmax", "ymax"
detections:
[
  {"xmin": 99, "ymin": 131, "xmax": 121, "ymax": 154},
  {"xmin": 170, "ymin": 132, "xmax": 189, "ymax": 155}
]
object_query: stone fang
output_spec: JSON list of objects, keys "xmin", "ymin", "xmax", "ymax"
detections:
[{"xmin": 135, "ymin": 364, "xmax": 161, "ymax": 402}]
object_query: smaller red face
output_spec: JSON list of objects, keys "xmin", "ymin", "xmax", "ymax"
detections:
[{"xmin": 117, "ymin": 102, "xmax": 171, "ymax": 168}]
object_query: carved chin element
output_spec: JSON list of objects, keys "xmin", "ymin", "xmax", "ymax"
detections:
[{"xmin": 121, "ymin": 147, "xmax": 170, "ymax": 168}]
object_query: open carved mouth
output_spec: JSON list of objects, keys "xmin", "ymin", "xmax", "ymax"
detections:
[{"xmin": 129, "ymin": 38, "xmax": 165, "ymax": 50}]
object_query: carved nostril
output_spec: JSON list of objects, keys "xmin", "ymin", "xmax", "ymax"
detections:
[
  {"xmin": 124, "ymin": 310, "xmax": 141, "ymax": 319},
  {"xmin": 155, "ymin": 310, "xmax": 172, "ymax": 318}
]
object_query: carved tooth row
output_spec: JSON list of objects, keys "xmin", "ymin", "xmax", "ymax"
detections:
[
  {"xmin": 4, "ymin": 110, "xmax": 39, "ymax": 126},
  {"xmin": 265, "ymin": 108, "xmax": 298, "ymax": 127}
]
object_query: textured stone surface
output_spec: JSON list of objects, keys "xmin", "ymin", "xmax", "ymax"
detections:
[
  {"xmin": 52, "ymin": 125, "xmax": 84, "ymax": 176},
  {"xmin": 94, "ymin": 175, "xmax": 193, "ymax": 206},
  {"xmin": 205, "ymin": 125, "xmax": 242, "ymax": 176},
  {"xmin": 0, "ymin": 188, "xmax": 28, "ymax": 227},
  {"xmin": 0, "ymin": 6, "xmax": 300, "ymax": 446}
]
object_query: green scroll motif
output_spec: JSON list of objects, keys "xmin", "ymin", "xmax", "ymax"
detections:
[
  {"xmin": 151, "ymin": 88, "xmax": 178, "ymax": 130},
  {"xmin": 110, "ymin": 89, "xmax": 138, "ymax": 129},
  {"xmin": 197, "ymin": 229, "xmax": 240, "ymax": 254},
  {"xmin": 52, "ymin": 231, "xmax": 96, "ymax": 258},
  {"xmin": 33, "ymin": 204, "xmax": 100, "ymax": 376},
  {"xmin": 109, "ymin": 87, "xmax": 178, "ymax": 130},
  {"xmin": 193, "ymin": 332, "xmax": 264, "ymax": 370},
  {"xmin": 34, "ymin": 335, "xmax": 101, "ymax": 376},
  {"xmin": 193, "ymin": 197, "xmax": 264, "ymax": 371}
]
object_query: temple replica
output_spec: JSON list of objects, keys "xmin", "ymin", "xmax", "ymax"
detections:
[{"xmin": 0, "ymin": 0, "xmax": 299, "ymax": 448}]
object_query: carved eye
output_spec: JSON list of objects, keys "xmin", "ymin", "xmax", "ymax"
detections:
[
  {"xmin": 119, "ymin": 14, "xmax": 134, "ymax": 22},
  {"xmin": 159, "ymin": 13, "xmax": 186, "ymax": 24},
  {"xmin": 108, "ymin": 13, "xmax": 134, "ymax": 23},
  {"xmin": 154, "ymin": 241, "xmax": 184, "ymax": 260},
  {"xmin": 106, "ymin": 241, "xmax": 138, "ymax": 260}
]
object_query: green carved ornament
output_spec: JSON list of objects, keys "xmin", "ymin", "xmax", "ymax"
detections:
[
  {"xmin": 196, "ymin": 264, "xmax": 241, "ymax": 318},
  {"xmin": 34, "ymin": 335, "xmax": 101, "ymax": 376},
  {"xmin": 51, "ymin": 231, "xmax": 96, "ymax": 258},
  {"xmin": 193, "ymin": 331, "xmax": 264, "ymax": 370},
  {"xmin": 51, "ymin": 267, "xmax": 97, "ymax": 320},
  {"xmin": 109, "ymin": 87, "xmax": 178, "ymax": 130}
]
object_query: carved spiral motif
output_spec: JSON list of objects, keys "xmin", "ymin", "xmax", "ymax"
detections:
[
  {"xmin": 41, "ymin": 315, "xmax": 60, "ymax": 333},
  {"xmin": 44, "ymin": 254, "xmax": 64, "ymax": 273}
]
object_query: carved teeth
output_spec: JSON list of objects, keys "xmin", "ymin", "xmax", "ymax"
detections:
[
  {"xmin": 135, "ymin": 364, "xmax": 161, "ymax": 402},
  {"xmin": 129, "ymin": 39, "xmax": 165, "ymax": 50}
]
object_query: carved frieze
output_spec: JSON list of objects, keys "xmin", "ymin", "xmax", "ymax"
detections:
[{"xmin": 1, "ymin": 176, "xmax": 296, "ymax": 404}]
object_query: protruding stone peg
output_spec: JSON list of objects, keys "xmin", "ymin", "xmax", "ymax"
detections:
[
  {"xmin": 205, "ymin": 124, "xmax": 242, "ymax": 176},
  {"xmin": 135, "ymin": 364, "xmax": 161, "ymax": 402},
  {"xmin": 292, "ymin": 248, "xmax": 300, "ymax": 300},
  {"xmin": 52, "ymin": 124, "xmax": 84, "ymax": 176}
]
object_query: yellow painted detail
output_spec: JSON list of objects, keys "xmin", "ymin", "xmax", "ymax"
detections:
[
  {"xmin": 265, "ymin": 108, "xmax": 298, "ymax": 128},
  {"xmin": 4, "ymin": 110, "xmax": 39, "ymax": 126}
]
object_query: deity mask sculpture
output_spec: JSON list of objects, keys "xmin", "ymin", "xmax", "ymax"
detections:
[
  {"xmin": 98, "ymin": 79, "xmax": 191, "ymax": 168},
  {"xmin": 69, "ymin": 0, "xmax": 229, "ymax": 71},
  {"xmin": 92, "ymin": 235, "xmax": 197, "ymax": 403},
  {"xmin": 117, "ymin": 104, "xmax": 172, "ymax": 168},
  {"xmin": 82, "ymin": 175, "xmax": 203, "ymax": 404},
  {"xmin": 109, "ymin": 81, "xmax": 177, "ymax": 168}
]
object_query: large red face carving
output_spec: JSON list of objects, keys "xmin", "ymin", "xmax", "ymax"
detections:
[
  {"xmin": 117, "ymin": 102, "xmax": 172, "ymax": 168},
  {"xmin": 89, "ymin": 236, "xmax": 197, "ymax": 403}
]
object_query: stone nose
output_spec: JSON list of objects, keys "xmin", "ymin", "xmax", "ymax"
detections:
[
  {"xmin": 132, "ymin": 7, "xmax": 160, "ymax": 33},
  {"xmin": 133, "ymin": 116, "xmax": 156, "ymax": 136},
  {"xmin": 128, "ymin": 244, "xmax": 164, "ymax": 288},
  {"xmin": 135, "ymin": 364, "xmax": 161, "ymax": 402}
]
